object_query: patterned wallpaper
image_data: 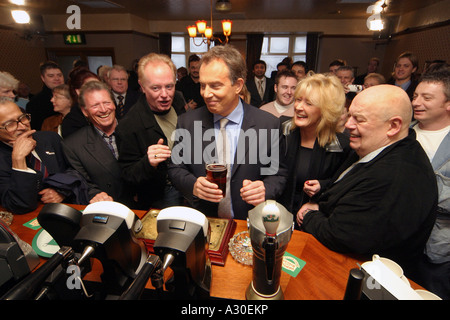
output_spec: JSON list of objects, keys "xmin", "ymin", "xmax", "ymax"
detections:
[
  {"xmin": 0, "ymin": 28, "xmax": 47, "ymax": 94},
  {"xmin": 381, "ymin": 24, "xmax": 450, "ymax": 77}
]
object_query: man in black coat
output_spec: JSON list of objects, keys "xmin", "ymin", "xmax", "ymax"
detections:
[
  {"xmin": 245, "ymin": 60, "xmax": 274, "ymax": 107},
  {"xmin": 115, "ymin": 53, "xmax": 185, "ymax": 210},
  {"xmin": 62, "ymin": 81, "xmax": 134, "ymax": 207},
  {"xmin": 26, "ymin": 61, "xmax": 64, "ymax": 130},
  {"xmin": 297, "ymin": 85, "xmax": 438, "ymax": 280}
]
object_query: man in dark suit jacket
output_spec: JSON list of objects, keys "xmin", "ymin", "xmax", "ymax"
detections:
[
  {"xmin": 297, "ymin": 85, "xmax": 438, "ymax": 280},
  {"xmin": 0, "ymin": 99, "xmax": 72, "ymax": 214},
  {"xmin": 245, "ymin": 59, "xmax": 274, "ymax": 107},
  {"xmin": 168, "ymin": 45, "xmax": 288, "ymax": 220},
  {"xmin": 116, "ymin": 53, "xmax": 185, "ymax": 210},
  {"xmin": 108, "ymin": 65, "xmax": 140, "ymax": 119},
  {"xmin": 62, "ymin": 81, "xmax": 133, "ymax": 206},
  {"xmin": 26, "ymin": 61, "xmax": 65, "ymax": 130}
]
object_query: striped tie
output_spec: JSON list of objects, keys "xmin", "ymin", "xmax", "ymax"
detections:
[{"xmin": 117, "ymin": 95, "xmax": 124, "ymax": 117}]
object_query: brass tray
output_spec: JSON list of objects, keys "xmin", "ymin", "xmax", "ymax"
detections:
[{"xmin": 136, "ymin": 209, "xmax": 236, "ymax": 266}]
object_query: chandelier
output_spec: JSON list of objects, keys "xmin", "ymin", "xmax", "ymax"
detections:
[{"xmin": 187, "ymin": 0, "xmax": 232, "ymax": 47}]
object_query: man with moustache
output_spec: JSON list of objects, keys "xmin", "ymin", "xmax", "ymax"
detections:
[
  {"xmin": 297, "ymin": 85, "xmax": 437, "ymax": 280},
  {"xmin": 62, "ymin": 81, "xmax": 133, "ymax": 206},
  {"xmin": 0, "ymin": 98, "xmax": 72, "ymax": 214},
  {"xmin": 115, "ymin": 53, "xmax": 185, "ymax": 210}
]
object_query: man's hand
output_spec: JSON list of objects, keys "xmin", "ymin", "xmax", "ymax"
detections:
[
  {"xmin": 296, "ymin": 202, "xmax": 319, "ymax": 226},
  {"xmin": 90, "ymin": 191, "xmax": 113, "ymax": 203},
  {"xmin": 193, "ymin": 176, "xmax": 223, "ymax": 202},
  {"xmin": 147, "ymin": 138, "xmax": 171, "ymax": 167},
  {"xmin": 11, "ymin": 130, "xmax": 36, "ymax": 170},
  {"xmin": 240, "ymin": 179, "xmax": 265, "ymax": 206},
  {"xmin": 39, "ymin": 188, "xmax": 65, "ymax": 204}
]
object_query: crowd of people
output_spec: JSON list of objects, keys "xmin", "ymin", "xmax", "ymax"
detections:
[{"xmin": 0, "ymin": 46, "xmax": 448, "ymax": 299}]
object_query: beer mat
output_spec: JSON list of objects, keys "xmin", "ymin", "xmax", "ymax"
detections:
[
  {"xmin": 23, "ymin": 217, "xmax": 41, "ymax": 230},
  {"xmin": 282, "ymin": 251, "xmax": 306, "ymax": 277},
  {"xmin": 137, "ymin": 209, "xmax": 236, "ymax": 266}
]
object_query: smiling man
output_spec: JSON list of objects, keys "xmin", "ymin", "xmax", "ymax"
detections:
[
  {"xmin": 169, "ymin": 45, "xmax": 287, "ymax": 220},
  {"xmin": 115, "ymin": 53, "xmax": 185, "ymax": 210},
  {"xmin": 62, "ymin": 81, "xmax": 133, "ymax": 206},
  {"xmin": 412, "ymin": 69, "xmax": 450, "ymax": 299},
  {"xmin": 296, "ymin": 84, "xmax": 438, "ymax": 281},
  {"xmin": 260, "ymin": 69, "xmax": 297, "ymax": 120}
]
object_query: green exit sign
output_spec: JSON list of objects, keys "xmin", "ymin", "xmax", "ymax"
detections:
[{"xmin": 63, "ymin": 33, "xmax": 86, "ymax": 45}]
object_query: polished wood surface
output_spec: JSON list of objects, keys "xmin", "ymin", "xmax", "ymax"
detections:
[{"xmin": 4, "ymin": 203, "xmax": 422, "ymax": 300}]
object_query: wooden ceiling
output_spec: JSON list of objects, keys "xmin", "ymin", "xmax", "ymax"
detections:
[{"xmin": 0, "ymin": 0, "xmax": 446, "ymax": 21}]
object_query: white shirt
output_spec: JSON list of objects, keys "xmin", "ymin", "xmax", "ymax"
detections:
[{"xmin": 413, "ymin": 124, "xmax": 449, "ymax": 161}]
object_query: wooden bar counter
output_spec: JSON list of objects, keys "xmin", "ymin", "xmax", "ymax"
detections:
[{"xmin": 3, "ymin": 203, "xmax": 422, "ymax": 300}]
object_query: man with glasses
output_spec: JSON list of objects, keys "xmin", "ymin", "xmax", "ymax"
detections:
[
  {"xmin": 107, "ymin": 65, "xmax": 140, "ymax": 119},
  {"xmin": 0, "ymin": 98, "xmax": 74, "ymax": 214}
]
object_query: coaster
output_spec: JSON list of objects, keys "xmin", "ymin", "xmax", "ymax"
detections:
[
  {"xmin": 282, "ymin": 251, "xmax": 306, "ymax": 277},
  {"xmin": 23, "ymin": 217, "xmax": 41, "ymax": 230}
]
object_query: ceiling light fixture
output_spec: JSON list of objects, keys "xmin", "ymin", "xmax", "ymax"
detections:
[
  {"xmin": 187, "ymin": 0, "xmax": 232, "ymax": 47},
  {"xmin": 11, "ymin": 10, "xmax": 30, "ymax": 24},
  {"xmin": 215, "ymin": 0, "xmax": 232, "ymax": 12}
]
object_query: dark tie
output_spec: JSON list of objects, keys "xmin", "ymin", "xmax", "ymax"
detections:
[
  {"xmin": 28, "ymin": 154, "xmax": 49, "ymax": 178},
  {"xmin": 117, "ymin": 95, "xmax": 124, "ymax": 117},
  {"xmin": 218, "ymin": 118, "xmax": 232, "ymax": 218}
]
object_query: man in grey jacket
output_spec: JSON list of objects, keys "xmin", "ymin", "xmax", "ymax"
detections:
[{"xmin": 412, "ymin": 68, "xmax": 450, "ymax": 299}]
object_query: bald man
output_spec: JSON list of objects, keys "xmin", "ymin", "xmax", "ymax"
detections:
[{"xmin": 296, "ymin": 85, "xmax": 438, "ymax": 280}]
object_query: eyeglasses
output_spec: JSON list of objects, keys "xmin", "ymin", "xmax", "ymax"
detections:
[
  {"xmin": 110, "ymin": 78, "xmax": 127, "ymax": 82},
  {"xmin": 0, "ymin": 113, "xmax": 31, "ymax": 132}
]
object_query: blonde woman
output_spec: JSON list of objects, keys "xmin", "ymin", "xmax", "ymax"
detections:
[{"xmin": 279, "ymin": 73, "xmax": 352, "ymax": 225}]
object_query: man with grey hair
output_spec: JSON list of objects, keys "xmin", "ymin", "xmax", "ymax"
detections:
[
  {"xmin": 107, "ymin": 64, "xmax": 140, "ymax": 119},
  {"xmin": 0, "ymin": 98, "xmax": 78, "ymax": 213},
  {"xmin": 62, "ymin": 81, "xmax": 133, "ymax": 206},
  {"xmin": 168, "ymin": 45, "xmax": 287, "ymax": 220}
]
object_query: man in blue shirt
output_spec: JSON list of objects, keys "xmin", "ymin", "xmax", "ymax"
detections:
[{"xmin": 169, "ymin": 45, "xmax": 287, "ymax": 220}]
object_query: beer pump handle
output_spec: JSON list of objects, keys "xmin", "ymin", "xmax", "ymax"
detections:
[
  {"xmin": 119, "ymin": 255, "xmax": 162, "ymax": 300},
  {"xmin": 1, "ymin": 246, "xmax": 73, "ymax": 300},
  {"xmin": 261, "ymin": 202, "xmax": 281, "ymax": 284}
]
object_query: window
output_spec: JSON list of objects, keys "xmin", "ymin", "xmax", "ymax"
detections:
[
  {"xmin": 170, "ymin": 34, "xmax": 307, "ymax": 77},
  {"xmin": 261, "ymin": 35, "xmax": 307, "ymax": 77},
  {"xmin": 171, "ymin": 36, "xmax": 214, "ymax": 69}
]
